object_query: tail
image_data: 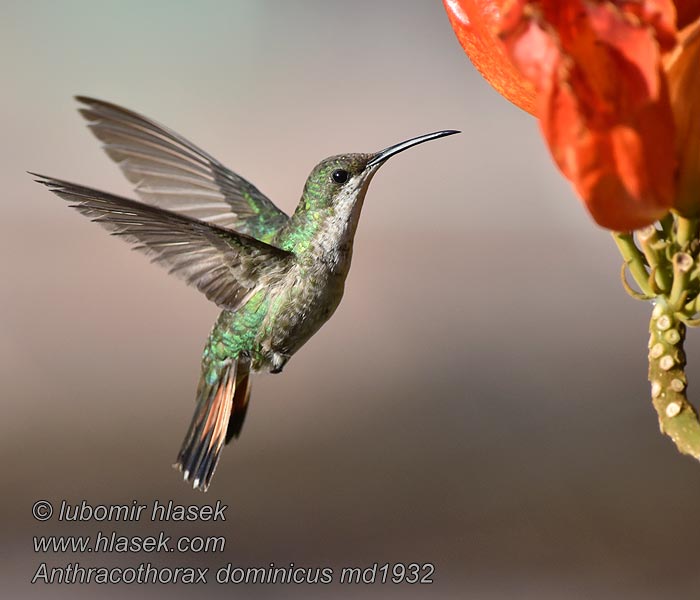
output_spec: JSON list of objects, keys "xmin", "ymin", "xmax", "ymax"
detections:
[{"xmin": 174, "ymin": 357, "xmax": 252, "ymax": 492}]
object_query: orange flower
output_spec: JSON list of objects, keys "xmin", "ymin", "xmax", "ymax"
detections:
[{"xmin": 444, "ymin": 0, "xmax": 700, "ymax": 231}]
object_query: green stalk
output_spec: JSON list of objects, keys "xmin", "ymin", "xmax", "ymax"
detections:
[
  {"xmin": 648, "ymin": 299, "xmax": 700, "ymax": 459},
  {"xmin": 612, "ymin": 232, "xmax": 654, "ymax": 297},
  {"xmin": 637, "ymin": 226, "xmax": 672, "ymax": 293},
  {"xmin": 669, "ymin": 252, "xmax": 693, "ymax": 309},
  {"xmin": 676, "ymin": 215, "xmax": 698, "ymax": 249},
  {"xmin": 613, "ymin": 220, "xmax": 700, "ymax": 461}
]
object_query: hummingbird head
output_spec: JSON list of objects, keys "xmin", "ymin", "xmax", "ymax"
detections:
[
  {"xmin": 288, "ymin": 129, "xmax": 459, "ymax": 260},
  {"xmin": 300, "ymin": 129, "xmax": 461, "ymax": 213}
]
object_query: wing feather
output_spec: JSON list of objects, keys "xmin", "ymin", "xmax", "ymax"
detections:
[
  {"xmin": 75, "ymin": 96, "xmax": 289, "ymax": 241},
  {"xmin": 33, "ymin": 174, "xmax": 294, "ymax": 311}
]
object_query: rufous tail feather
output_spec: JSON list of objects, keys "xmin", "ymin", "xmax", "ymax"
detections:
[
  {"xmin": 175, "ymin": 358, "xmax": 252, "ymax": 491},
  {"xmin": 226, "ymin": 360, "xmax": 251, "ymax": 443}
]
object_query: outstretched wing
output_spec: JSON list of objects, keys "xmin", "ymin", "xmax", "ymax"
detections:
[
  {"xmin": 33, "ymin": 175, "xmax": 294, "ymax": 311},
  {"xmin": 75, "ymin": 96, "xmax": 289, "ymax": 242}
]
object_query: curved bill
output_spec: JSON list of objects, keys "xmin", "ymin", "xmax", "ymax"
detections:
[{"xmin": 366, "ymin": 130, "xmax": 460, "ymax": 169}]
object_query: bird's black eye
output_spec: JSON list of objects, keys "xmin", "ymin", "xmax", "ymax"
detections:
[{"xmin": 332, "ymin": 169, "xmax": 349, "ymax": 184}]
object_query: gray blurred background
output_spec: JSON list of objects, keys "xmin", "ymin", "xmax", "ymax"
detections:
[{"xmin": 3, "ymin": 1, "xmax": 700, "ymax": 598}]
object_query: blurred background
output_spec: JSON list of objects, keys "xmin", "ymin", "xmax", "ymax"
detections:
[{"xmin": 3, "ymin": 1, "xmax": 700, "ymax": 598}]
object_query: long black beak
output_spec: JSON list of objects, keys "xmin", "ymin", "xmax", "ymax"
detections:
[{"xmin": 366, "ymin": 130, "xmax": 460, "ymax": 169}]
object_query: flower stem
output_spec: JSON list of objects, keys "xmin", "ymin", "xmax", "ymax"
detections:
[
  {"xmin": 637, "ymin": 226, "xmax": 672, "ymax": 293},
  {"xmin": 669, "ymin": 252, "xmax": 693, "ymax": 308},
  {"xmin": 676, "ymin": 215, "xmax": 698, "ymax": 249},
  {"xmin": 612, "ymin": 216, "xmax": 700, "ymax": 462},
  {"xmin": 648, "ymin": 300, "xmax": 700, "ymax": 459},
  {"xmin": 612, "ymin": 232, "xmax": 654, "ymax": 297}
]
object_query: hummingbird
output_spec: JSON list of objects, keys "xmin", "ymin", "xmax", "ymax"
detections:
[{"xmin": 32, "ymin": 97, "xmax": 458, "ymax": 491}]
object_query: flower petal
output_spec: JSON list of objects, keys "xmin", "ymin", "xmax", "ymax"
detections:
[
  {"xmin": 500, "ymin": 1, "xmax": 677, "ymax": 230},
  {"xmin": 443, "ymin": 0, "xmax": 537, "ymax": 114},
  {"xmin": 675, "ymin": 0, "xmax": 700, "ymax": 29},
  {"xmin": 665, "ymin": 17, "xmax": 700, "ymax": 216}
]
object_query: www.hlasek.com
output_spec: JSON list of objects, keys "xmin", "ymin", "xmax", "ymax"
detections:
[{"xmin": 31, "ymin": 499, "xmax": 434, "ymax": 585}]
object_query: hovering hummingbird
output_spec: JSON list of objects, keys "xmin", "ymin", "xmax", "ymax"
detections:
[{"xmin": 32, "ymin": 97, "xmax": 458, "ymax": 491}]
